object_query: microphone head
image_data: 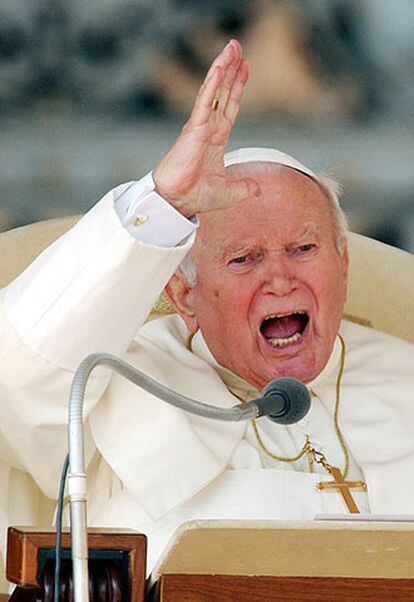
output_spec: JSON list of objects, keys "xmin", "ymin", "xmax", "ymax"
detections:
[{"xmin": 261, "ymin": 377, "xmax": 311, "ymax": 425}]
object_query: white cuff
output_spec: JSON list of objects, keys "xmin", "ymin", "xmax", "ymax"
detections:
[{"xmin": 115, "ymin": 172, "xmax": 197, "ymax": 247}]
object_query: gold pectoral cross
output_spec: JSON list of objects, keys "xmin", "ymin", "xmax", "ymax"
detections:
[
  {"xmin": 309, "ymin": 449, "xmax": 367, "ymax": 514},
  {"xmin": 317, "ymin": 465, "xmax": 367, "ymax": 514}
]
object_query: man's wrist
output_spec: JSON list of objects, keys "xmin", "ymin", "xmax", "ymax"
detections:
[
  {"xmin": 152, "ymin": 173, "xmax": 196, "ymax": 219},
  {"xmin": 114, "ymin": 173, "xmax": 197, "ymax": 247}
]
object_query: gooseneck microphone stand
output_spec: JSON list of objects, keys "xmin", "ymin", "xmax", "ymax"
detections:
[{"xmin": 67, "ymin": 352, "xmax": 311, "ymax": 602}]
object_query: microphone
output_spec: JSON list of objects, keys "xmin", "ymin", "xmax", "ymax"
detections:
[
  {"xmin": 256, "ymin": 377, "xmax": 311, "ymax": 425},
  {"xmin": 67, "ymin": 353, "xmax": 311, "ymax": 601}
]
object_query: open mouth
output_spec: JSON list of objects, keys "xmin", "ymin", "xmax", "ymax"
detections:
[{"xmin": 260, "ymin": 311, "xmax": 309, "ymax": 348}]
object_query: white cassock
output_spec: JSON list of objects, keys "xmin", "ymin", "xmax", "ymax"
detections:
[{"xmin": 0, "ymin": 172, "xmax": 414, "ymax": 590}]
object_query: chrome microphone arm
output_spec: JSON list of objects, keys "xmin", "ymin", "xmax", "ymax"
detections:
[
  {"xmin": 68, "ymin": 352, "xmax": 310, "ymax": 601},
  {"xmin": 67, "ymin": 352, "xmax": 264, "ymax": 602}
]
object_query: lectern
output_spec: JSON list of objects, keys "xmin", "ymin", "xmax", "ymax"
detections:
[
  {"xmin": 149, "ymin": 519, "xmax": 414, "ymax": 602},
  {"xmin": 5, "ymin": 520, "xmax": 414, "ymax": 601}
]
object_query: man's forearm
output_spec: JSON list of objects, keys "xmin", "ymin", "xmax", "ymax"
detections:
[{"xmin": 2, "ymin": 174, "xmax": 195, "ymax": 372}]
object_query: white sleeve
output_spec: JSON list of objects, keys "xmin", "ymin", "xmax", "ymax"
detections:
[
  {"xmin": 0, "ymin": 174, "xmax": 195, "ymax": 497},
  {"xmin": 3, "ymin": 174, "xmax": 194, "ymax": 372},
  {"xmin": 114, "ymin": 172, "xmax": 197, "ymax": 246}
]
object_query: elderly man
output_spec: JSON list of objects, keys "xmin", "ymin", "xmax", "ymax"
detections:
[{"xmin": 0, "ymin": 40, "xmax": 413, "ymax": 585}]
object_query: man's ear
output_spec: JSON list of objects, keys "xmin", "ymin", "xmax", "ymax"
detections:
[
  {"xmin": 164, "ymin": 273, "xmax": 199, "ymax": 334},
  {"xmin": 340, "ymin": 243, "xmax": 349, "ymax": 300},
  {"xmin": 341, "ymin": 244, "xmax": 349, "ymax": 280}
]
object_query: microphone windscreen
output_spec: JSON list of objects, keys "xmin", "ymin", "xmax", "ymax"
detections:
[{"xmin": 262, "ymin": 377, "xmax": 311, "ymax": 425}]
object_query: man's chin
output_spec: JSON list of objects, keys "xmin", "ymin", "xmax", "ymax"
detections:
[
  {"xmin": 255, "ymin": 352, "xmax": 323, "ymax": 387},
  {"xmin": 255, "ymin": 329, "xmax": 329, "ymax": 385}
]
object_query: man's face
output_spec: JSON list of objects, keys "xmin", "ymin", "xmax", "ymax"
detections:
[{"xmin": 175, "ymin": 167, "xmax": 348, "ymax": 389}]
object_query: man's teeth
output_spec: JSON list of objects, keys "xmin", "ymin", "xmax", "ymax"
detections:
[
  {"xmin": 268, "ymin": 332, "xmax": 302, "ymax": 347},
  {"xmin": 264, "ymin": 310, "xmax": 306, "ymax": 320}
]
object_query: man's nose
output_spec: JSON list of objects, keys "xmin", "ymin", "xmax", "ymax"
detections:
[{"xmin": 261, "ymin": 258, "xmax": 297, "ymax": 296}]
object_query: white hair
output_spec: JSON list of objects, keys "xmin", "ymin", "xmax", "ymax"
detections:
[{"xmin": 178, "ymin": 161, "xmax": 348, "ymax": 286}]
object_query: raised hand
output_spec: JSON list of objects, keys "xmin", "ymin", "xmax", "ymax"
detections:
[{"xmin": 153, "ymin": 39, "xmax": 260, "ymax": 217}]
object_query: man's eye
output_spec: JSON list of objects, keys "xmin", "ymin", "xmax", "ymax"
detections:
[
  {"xmin": 287, "ymin": 243, "xmax": 317, "ymax": 258},
  {"xmin": 228, "ymin": 250, "xmax": 263, "ymax": 270},
  {"xmin": 298, "ymin": 244, "xmax": 315, "ymax": 253},
  {"xmin": 291, "ymin": 243, "xmax": 317, "ymax": 255},
  {"xmin": 231, "ymin": 256, "xmax": 248, "ymax": 264}
]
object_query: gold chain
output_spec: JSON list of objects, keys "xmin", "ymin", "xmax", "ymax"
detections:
[
  {"xmin": 333, "ymin": 334, "xmax": 349, "ymax": 478},
  {"xmin": 250, "ymin": 334, "xmax": 350, "ymax": 478},
  {"xmin": 251, "ymin": 423, "xmax": 315, "ymax": 470}
]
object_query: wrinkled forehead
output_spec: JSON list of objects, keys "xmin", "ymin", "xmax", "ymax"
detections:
[{"xmin": 194, "ymin": 165, "xmax": 333, "ymax": 257}]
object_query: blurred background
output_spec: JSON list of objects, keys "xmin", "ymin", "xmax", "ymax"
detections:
[{"xmin": 1, "ymin": 0, "xmax": 413, "ymax": 252}]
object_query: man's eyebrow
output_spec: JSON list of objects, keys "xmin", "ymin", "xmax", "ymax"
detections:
[
  {"xmin": 227, "ymin": 245, "xmax": 251, "ymax": 255},
  {"xmin": 290, "ymin": 224, "xmax": 318, "ymax": 244},
  {"xmin": 219, "ymin": 244, "xmax": 252, "ymax": 261},
  {"xmin": 216, "ymin": 225, "xmax": 318, "ymax": 260}
]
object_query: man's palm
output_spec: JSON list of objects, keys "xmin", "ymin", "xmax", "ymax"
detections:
[{"xmin": 153, "ymin": 40, "xmax": 259, "ymax": 217}]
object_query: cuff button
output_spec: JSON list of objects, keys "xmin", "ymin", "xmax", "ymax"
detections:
[{"xmin": 134, "ymin": 214, "xmax": 149, "ymax": 226}]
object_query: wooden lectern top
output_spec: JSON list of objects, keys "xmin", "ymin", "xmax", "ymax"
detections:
[
  {"xmin": 151, "ymin": 519, "xmax": 414, "ymax": 602},
  {"xmin": 152, "ymin": 519, "xmax": 414, "ymax": 581}
]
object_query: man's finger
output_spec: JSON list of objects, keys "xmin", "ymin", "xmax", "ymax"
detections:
[
  {"xmin": 224, "ymin": 177, "xmax": 261, "ymax": 207},
  {"xmin": 187, "ymin": 66, "xmax": 223, "ymax": 128},
  {"xmin": 195, "ymin": 40, "xmax": 235, "ymax": 106},
  {"xmin": 188, "ymin": 41, "xmax": 236, "ymax": 128},
  {"xmin": 204, "ymin": 39, "xmax": 237, "ymax": 85},
  {"xmin": 214, "ymin": 40, "xmax": 243, "ymax": 113},
  {"xmin": 224, "ymin": 59, "xmax": 249, "ymax": 124}
]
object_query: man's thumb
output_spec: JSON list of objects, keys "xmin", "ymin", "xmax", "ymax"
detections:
[{"xmin": 226, "ymin": 178, "xmax": 261, "ymax": 206}]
